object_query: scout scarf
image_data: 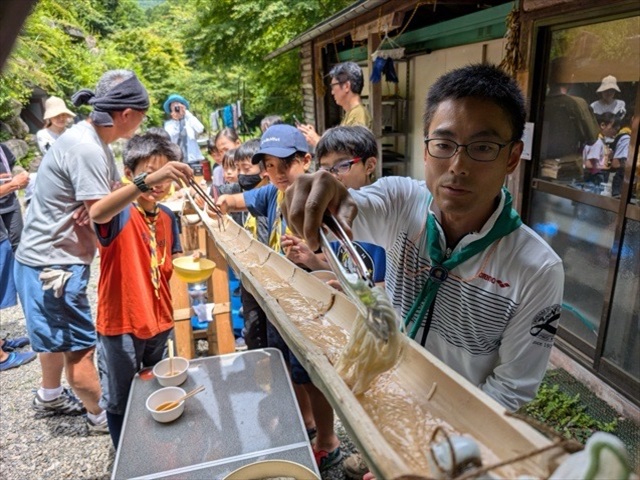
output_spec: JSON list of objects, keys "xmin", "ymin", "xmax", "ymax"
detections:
[
  {"xmin": 135, "ymin": 203, "xmax": 163, "ymax": 299},
  {"xmin": 269, "ymin": 190, "xmax": 292, "ymax": 254},
  {"xmin": 404, "ymin": 189, "xmax": 522, "ymax": 339}
]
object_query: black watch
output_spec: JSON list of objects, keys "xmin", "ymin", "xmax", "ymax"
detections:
[{"xmin": 133, "ymin": 173, "xmax": 150, "ymax": 193}]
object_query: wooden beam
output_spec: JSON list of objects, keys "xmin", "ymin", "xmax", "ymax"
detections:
[
  {"xmin": 368, "ymin": 33, "xmax": 383, "ymax": 179},
  {"xmin": 206, "ymin": 232, "xmax": 235, "ymax": 355}
]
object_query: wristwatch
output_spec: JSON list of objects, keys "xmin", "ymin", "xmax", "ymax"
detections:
[{"xmin": 133, "ymin": 173, "xmax": 150, "ymax": 193}]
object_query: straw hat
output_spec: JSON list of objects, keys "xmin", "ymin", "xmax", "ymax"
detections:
[
  {"xmin": 596, "ymin": 75, "xmax": 621, "ymax": 93},
  {"xmin": 43, "ymin": 96, "xmax": 76, "ymax": 120}
]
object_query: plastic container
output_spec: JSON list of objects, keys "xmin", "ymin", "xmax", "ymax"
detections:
[
  {"xmin": 153, "ymin": 357, "xmax": 189, "ymax": 387},
  {"xmin": 146, "ymin": 386, "xmax": 186, "ymax": 423},
  {"xmin": 188, "ymin": 281, "xmax": 209, "ymax": 330}
]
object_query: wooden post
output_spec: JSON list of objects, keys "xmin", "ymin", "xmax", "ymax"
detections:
[
  {"xmin": 206, "ymin": 231, "xmax": 236, "ymax": 355},
  {"xmin": 368, "ymin": 32, "xmax": 383, "ymax": 179}
]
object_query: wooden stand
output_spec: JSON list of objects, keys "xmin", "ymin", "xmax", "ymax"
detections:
[{"xmin": 171, "ymin": 219, "xmax": 235, "ymax": 359}]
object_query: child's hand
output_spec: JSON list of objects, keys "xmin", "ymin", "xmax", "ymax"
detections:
[
  {"xmin": 191, "ymin": 250, "xmax": 204, "ymax": 259},
  {"xmin": 216, "ymin": 195, "xmax": 230, "ymax": 214},
  {"xmin": 147, "ymin": 161, "xmax": 193, "ymax": 189},
  {"xmin": 283, "ymin": 234, "xmax": 327, "ymax": 270}
]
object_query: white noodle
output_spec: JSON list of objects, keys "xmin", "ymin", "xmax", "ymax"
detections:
[{"xmin": 335, "ymin": 286, "xmax": 405, "ymax": 395}]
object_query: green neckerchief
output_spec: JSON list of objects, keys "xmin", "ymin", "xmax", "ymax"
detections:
[{"xmin": 404, "ymin": 189, "xmax": 522, "ymax": 339}]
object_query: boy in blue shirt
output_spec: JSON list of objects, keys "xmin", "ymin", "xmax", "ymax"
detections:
[{"xmin": 217, "ymin": 124, "xmax": 343, "ymax": 471}]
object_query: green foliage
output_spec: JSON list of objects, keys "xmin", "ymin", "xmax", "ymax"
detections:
[{"xmin": 519, "ymin": 383, "xmax": 617, "ymax": 444}]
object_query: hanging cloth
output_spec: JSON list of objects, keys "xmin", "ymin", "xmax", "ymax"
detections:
[
  {"xmin": 223, "ymin": 105, "xmax": 234, "ymax": 128},
  {"xmin": 404, "ymin": 189, "xmax": 523, "ymax": 339},
  {"xmin": 134, "ymin": 203, "xmax": 163, "ymax": 299}
]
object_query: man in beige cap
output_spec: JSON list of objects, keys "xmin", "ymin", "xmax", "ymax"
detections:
[
  {"xmin": 36, "ymin": 96, "xmax": 76, "ymax": 154},
  {"xmin": 591, "ymin": 75, "xmax": 626, "ymax": 119}
]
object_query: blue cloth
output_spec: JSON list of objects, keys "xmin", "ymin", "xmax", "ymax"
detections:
[
  {"xmin": 331, "ymin": 240, "xmax": 386, "ymax": 283},
  {"xmin": 243, "ymin": 184, "xmax": 281, "ymax": 240},
  {"xmin": 223, "ymin": 105, "xmax": 234, "ymax": 128},
  {"xmin": 0, "ymin": 238, "xmax": 17, "ymax": 309},
  {"xmin": 14, "ymin": 262, "xmax": 95, "ymax": 352},
  {"xmin": 163, "ymin": 94, "xmax": 189, "ymax": 114}
]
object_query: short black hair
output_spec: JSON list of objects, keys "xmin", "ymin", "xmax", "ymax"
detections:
[
  {"xmin": 235, "ymin": 138, "xmax": 261, "ymax": 167},
  {"xmin": 124, "ymin": 133, "xmax": 180, "ymax": 171},
  {"xmin": 329, "ymin": 62, "xmax": 364, "ymax": 95},
  {"xmin": 214, "ymin": 127, "xmax": 239, "ymax": 145},
  {"xmin": 424, "ymin": 64, "xmax": 526, "ymax": 141},
  {"xmin": 316, "ymin": 125, "xmax": 377, "ymax": 164}
]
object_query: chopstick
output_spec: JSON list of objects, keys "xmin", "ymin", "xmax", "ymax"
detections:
[{"xmin": 183, "ymin": 178, "xmax": 226, "ymax": 230}]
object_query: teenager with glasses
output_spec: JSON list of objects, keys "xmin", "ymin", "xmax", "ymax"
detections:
[{"xmin": 298, "ymin": 61, "xmax": 372, "ymax": 148}]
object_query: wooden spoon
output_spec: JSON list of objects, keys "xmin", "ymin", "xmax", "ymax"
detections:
[
  {"xmin": 167, "ymin": 338, "xmax": 174, "ymax": 376},
  {"xmin": 155, "ymin": 385, "xmax": 205, "ymax": 412}
]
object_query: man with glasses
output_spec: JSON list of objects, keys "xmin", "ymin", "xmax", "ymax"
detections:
[
  {"xmin": 284, "ymin": 64, "xmax": 564, "ymax": 414},
  {"xmin": 14, "ymin": 70, "xmax": 150, "ymax": 435},
  {"xmin": 298, "ymin": 61, "xmax": 372, "ymax": 147}
]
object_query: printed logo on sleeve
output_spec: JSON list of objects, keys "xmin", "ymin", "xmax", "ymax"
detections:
[{"xmin": 530, "ymin": 304, "xmax": 561, "ymax": 345}]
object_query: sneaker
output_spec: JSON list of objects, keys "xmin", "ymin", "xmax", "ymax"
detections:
[
  {"xmin": 0, "ymin": 351, "xmax": 37, "ymax": 371},
  {"xmin": 86, "ymin": 416, "xmax": 109, "ymax": 435},
  {"xmin": 32, "ymin": 387, "xmax": 86, "ymax": 416},
  {"xmin": 235, "ymin": 337, "xmax": 248, "ymax": 352},
  {"xmin": 2, "ymin": 336, "xmax": 30, "ymax": 352},
  {"xmin": 343, "ymin": 452, "xmax": 370, "ymax": 479},
  {"xmin": 314, "ymin": 446, "xmax": 343, "ymax": 472}
]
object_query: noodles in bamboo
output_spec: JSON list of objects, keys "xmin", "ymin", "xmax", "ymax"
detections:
[{"xmin": 335, "ymin": 285, "xmax": 405, "ymax": 395}]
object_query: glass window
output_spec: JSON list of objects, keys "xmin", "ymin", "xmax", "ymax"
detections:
[
  {"xmin": 603, "ymin": 219, "xmax": 640, "ymax": 381},
  {"xmin": 537, "ymin": 17, "xmax": 639, "ymax": 200},
  {"xmin": 529, "ymin": 190, "xmax": 617, "ymax": 349}
]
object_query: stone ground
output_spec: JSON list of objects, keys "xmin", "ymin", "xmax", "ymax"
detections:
[{"xmin": 0, "ymin": 256, "xmax": 356, "ymax": 480}]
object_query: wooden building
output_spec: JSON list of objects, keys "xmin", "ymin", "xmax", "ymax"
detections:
[{"xmin": 267, "ymin": 0, "xmax": 639, "ymax": 410}]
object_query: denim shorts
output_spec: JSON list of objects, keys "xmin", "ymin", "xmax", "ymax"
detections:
[
  {"xmin": 13, "ymin": 261, "xmax": 95, "ymax": 352},
  {"xmin": 266, "ymin": 320, "xmax": 310, "ymax": 384}
]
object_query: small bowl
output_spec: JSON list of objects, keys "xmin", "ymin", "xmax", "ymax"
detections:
[
  {"xmin": 146, "ymin": 386, "xmax": 186, "ymax": 423},
  {"xmin": 153, "ymin": 357, "xmax": 189, "ymax": 387},
  {"xmin": 224, "ymin": 460, "xmax": 320, "ymax": 480},
  {"xmin": 310, "ymin": 270, "xmax": 338, "ymax": 283},
  {"xmin": 172, "ymin": 257, "xmax": 216, "ymax": 283}
]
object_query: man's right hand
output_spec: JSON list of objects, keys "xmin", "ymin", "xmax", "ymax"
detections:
[
  {"xmin": 169, "ymin": 102, "xmax": 186, "ymax": 121},
  {"xmin": 282, "ymin": 171, "xmax": 357, "ymax": 251}
]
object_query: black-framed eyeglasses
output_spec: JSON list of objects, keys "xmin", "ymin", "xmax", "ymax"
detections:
[
  {"xmin": 424, "ymin": 137, "xmax": 513, "ymax": 162},
  {"xmin": 329, "ymin": 81, "xmax": 346, "ymax": 89},
  {"xmin": 319, "ymin": 157, "xmax": 361, "ymax": 175}
]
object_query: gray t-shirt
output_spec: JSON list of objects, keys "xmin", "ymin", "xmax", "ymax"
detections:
[{"xmin": 16, "ymin": 121, "xmax": 119, "ymax": 266}]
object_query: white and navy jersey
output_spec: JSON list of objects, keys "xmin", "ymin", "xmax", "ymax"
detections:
[{"xmin": 349, "ymin": 177, "xmax": 564, "ymax": 411}]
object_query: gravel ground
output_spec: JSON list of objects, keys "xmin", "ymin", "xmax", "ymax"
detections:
[{"xmin": 0, "ymin": 256, "xmax": 358, "ymax": 480}]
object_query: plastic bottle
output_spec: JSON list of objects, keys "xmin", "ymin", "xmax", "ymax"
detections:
[{"xmin": 188, "ymin": 281, "xmax": 208, "ymax": 329}]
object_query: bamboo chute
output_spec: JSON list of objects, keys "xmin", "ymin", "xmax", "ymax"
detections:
[{"xmin": 188, "ymin": 200, "xmax": 567, "ymax": 479}]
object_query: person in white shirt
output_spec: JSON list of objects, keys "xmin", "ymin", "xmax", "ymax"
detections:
[{"xmin": 163, "ymin": 94, "xmax": 205, "ymax": 168}]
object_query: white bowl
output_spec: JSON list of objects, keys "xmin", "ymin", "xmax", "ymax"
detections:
[
  {"xmin": 310, "ymin": 270, "xmax": 338, "ymax": 283},
  {"xmin": 153, "ymin": 357, "xmax": 189, "ymax": 387},
  {"xmin": 146, "ymin": 386, "xmax": 186, "ymax": 423},
  {"xmin": 224, "ymin": 460, "xmax": 320, "ymax": 480}
]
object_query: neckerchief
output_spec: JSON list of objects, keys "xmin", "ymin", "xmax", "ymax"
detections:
[
  {"xmin": 135, "ymin": 203, "xmax": 162, "ymax": 299},
  {"xmin": 269, "ymin": 190, "xmax": 292, "ymax": 254},
  {"xmin": 404, "ymin": 189, "xmax": 522, "ymax": 339}
]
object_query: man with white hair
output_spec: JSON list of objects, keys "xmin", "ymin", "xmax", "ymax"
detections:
[
  {"xmin": 298, "ymin": 61, "xmax": 372, "ymax": 147},
  {"xmin": 14, "ymin": 69, "xmax": 149, "ymax": 434}
]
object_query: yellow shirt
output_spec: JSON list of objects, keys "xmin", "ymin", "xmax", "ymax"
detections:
[{"xmin": 342, "ymin": 103, "xmax": 372, "ymax": 129}]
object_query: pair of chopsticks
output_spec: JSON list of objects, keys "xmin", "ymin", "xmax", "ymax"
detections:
[{"xmin": 184, "ymin": 178, "xmax": 226, "ymax": 229}]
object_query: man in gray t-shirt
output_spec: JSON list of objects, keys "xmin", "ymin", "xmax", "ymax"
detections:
[{"xmin": 14, "ymin": 70, "xmax": 149, "ymax": 434}]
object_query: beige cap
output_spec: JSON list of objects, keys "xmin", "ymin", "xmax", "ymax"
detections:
[
  {"xmin": 596, "ymin": 75, "xmax": 621, "ymax": 93},
  {"xmin": 43, "ymin": 96, "xmax": 76, "ymax": 120}
]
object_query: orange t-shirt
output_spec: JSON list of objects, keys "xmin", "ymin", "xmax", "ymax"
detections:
[{"xmin": 95, "ymin": 204, "xmax": 182, "ymax": 339}]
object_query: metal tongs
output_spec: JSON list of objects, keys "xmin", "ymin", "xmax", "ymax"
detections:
[
  {"xmin": 186, "ymin": 178, "xmax": 226, "ymax": 230},
  {"xmin": 319, "ymin": 214, "xmax": 390, "ymax": 341}
]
